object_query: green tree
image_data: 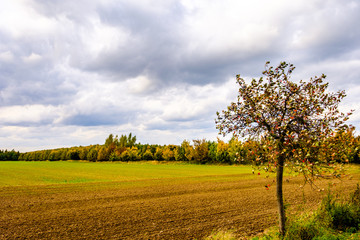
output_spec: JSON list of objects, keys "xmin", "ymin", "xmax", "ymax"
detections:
[
  {"xmin": 142, "ymin": 147, "xmax": 154, "ymax": 160},
  {"xmin": 207, "ymin": 141, "xmax": 218, "ymax": 163},
  {"xmin": 174, "ymin": 145, "xmax": 187, "ymax": 161},
  {"xmin": 127, "ymin": 133, "xmax": 137, "ymax": 148},
  {"xmin": 105, "ymin": 134, "xmax": 114, "ymax": 146},
  {"xmin": 154, "ymin": 146, "xmax": 164, "ymax": 161},
  {"xmin": 79, "ymin": 147, "xmax": 88, "ymax": 160},
  {"xmin": 60, "ymin": 149, "xmax": 68, "ymax": 160},
  {"xmin": 67, "ymin": 149, "xmax": 80, "ymax": 160},
  {"xmin": 216, "ymin": 61, "xmax": 353, "ymax": 235},
  {"xmin": 117, "ymin": 133, "xmax": 137, "ymax": 148},
  {"xmin": 228, "ymin": 138, "xmax": 242, "ymax": 164},
  {"xmin": 0, "ymin": 149, "xmax": 20, "ymax": 161},
  {"xmin": 87, "ymin": 148, "xmax": 98, "ymax": 162},
  {"xmin": 109, "ymin": 151, "xmax": 120, "ymax": 161}
]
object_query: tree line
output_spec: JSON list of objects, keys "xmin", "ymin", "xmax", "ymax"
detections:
[
  {"xmin": 0, "ymin": 149, "xmax": 20, "ymax": 161},
  {"xmin": 2, "ymin": 130, "xmax": 359, "ymax": 164}
]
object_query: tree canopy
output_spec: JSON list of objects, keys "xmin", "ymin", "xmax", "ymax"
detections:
[{"xmin": 216, "ymin": 61, "xmax": 354, "ymax": 235}]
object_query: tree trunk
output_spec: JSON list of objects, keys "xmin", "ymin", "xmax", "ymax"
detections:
[{"xmin": 276, "ymin": 153, "xmax": 286, "ymax": 235}]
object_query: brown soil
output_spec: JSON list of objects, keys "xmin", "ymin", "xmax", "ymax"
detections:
[{"xmin": 0, "ymin": 175, "xmax": 358, "ymax": 240}]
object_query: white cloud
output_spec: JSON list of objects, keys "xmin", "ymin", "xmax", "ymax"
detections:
[
  {"xmin": 0, "ymin": 0, "xmax": 56, "ymax": 38},
  {"xmin": 181, "ymin": 0, "xmax": 302, "ymax": 58},
  {"xmin": 0, "ymin": 0, "xmax": 359, "ymax": 151},
  {"xmin": 22, "ymin": 53, "xmax": 43, "ymax": 64},
  {"xmin": 0, "ymin": 51, "xmax": 14, "ymax": 62},
  {"xmin": 126, "ymin": 75, "xmax": 155, "ymax": 94},
  {"xmin": 0, "ymin": 104, "xmax": 61, "ymax": 125},
  {"xmin": 80, "ymin": 16, "xmax": 131, "ymax": 58},
  {"xmin": 340, "ymin": 85, "xmax": 360, "ymax": 125},
  {"xmin": 290, "ymin": 0, "xmax": 360, "ymax": 49},
  {"xmin": 154, "ymin": 80, "xmax": 236, "ymax": 122}
]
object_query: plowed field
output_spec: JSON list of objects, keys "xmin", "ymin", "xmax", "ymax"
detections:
[{"xmin": 0, "ymin": 164, "xmax": 359, "ymax": 239}]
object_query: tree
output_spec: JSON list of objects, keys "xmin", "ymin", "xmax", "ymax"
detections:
[
  {"xmin": 142, "ymin": 147, "xmax": 154, "ymax": 160},
  {"xmin": 207, "ymin": 141, "xmax": 218, "ymax": 163},
  {"xmin": 117, "ymin": 133, "xmax": 137, "ymax": 148},
  {"xmin": 192, "ymin": 139, "xmax": 209, "ymax": 164},
  {"xmin": 216, "ymin": 139, "xmax": 230, "ymax": 163},
  {"xmin": 322, "ymin": 126, "xmax": 357, "ymax": 163},
  {"xmin": 79, "ymin": 147, "xmax": 88, "ymax": 160},
  {"xmin": 87, "ymin": 147, "xmax": 98, "ymax": 162},
  {"xmin": 154, "ymin": 146, "xmax": 164, "ymax": 161},
  {"xmin": 68, "ymin": 149, "xmax": 80, "ymax": 160},
  {"xmin": 105, "ymin": 134, "xmax": 114, "ymax": 147},
  {"xmin": 181, "ymin": 140, "xmax": 193, "ymax": 161},
  {"xmin": 128, "ymin": 147, "xmax": 140, "ymax": 161},
  {"xmin": 97, "ymin": 145, "xmax": 112, "ymax": 161},
  {"xmin": 162, "ymin": 145, "xmax": 175, "ymax": 161},
  {"xmin": 127, "ymin": 133, "xmax": 137, "ymax": 148},
  {"xmin": 215, "ymin": 61, "xmax": 353, "ymax": 235},
  {"xmin": 174, "ymin": 145, "xmax": 187, "ymax": 161}
]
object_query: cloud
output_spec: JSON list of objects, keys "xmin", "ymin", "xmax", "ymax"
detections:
[
  {"xmin": 0, "ymin": 51, "xmax": 14, "ymax": 62},
  {"xmin": 0, "ymin": 0, "xmax": 359, "ymax": 151},
  {"xmin": 22, "ymin": 53, "xmax": 43, "ymax": 64},
  {"xmin": 0, "ymin": 1, "xmax": 57, "ymax": 39},
  {"xmin": 0, "ymin": 104, "xmax": 60, "ymax": 126},
  {"xmin": 290, "ymin": 1, "xmax": 360, "ymax": 54},
  {"xmin": 126, "ymin": 75, "xmax": 155, "ymax": 94}
]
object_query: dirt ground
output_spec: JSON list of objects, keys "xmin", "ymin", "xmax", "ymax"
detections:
[{"xmin": 0, "ymin": 175, "xmax": 359, "ymax": 240}]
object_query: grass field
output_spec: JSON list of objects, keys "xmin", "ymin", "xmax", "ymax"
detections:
[
  {"xmin": 0, "ymin": 161, "xmax": 359, "ymax": 239},
  {"xmin": 0, "ymin": 161, "xmax": 258, "ymax": 187}
]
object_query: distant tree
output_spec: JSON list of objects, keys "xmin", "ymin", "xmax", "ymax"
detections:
[
  {"xmin": 322, "ymin": 126, "xmax": 357, "ymax": 163},
  {"xmin": 117, "ymin": 133, "xmax": 137, "ymax": 148},
  {"xmin": 127, "ymin": 133, "xmax": 137, "ymax": 148},
  {"xmin": 40, "ymin": 150, "xmax": 50, "ymax": 160},
  {"xmin": 109, "ymin": 151, "xmax": 120, "ymax": 161},
  {"xmin": 120, "ymin": 149, "xmax": 130, "ymax": 161},
  {"xmin": 60, "ymin": 149, "xmax": 68, "ymax": 160},
  {"xmin": 227, "ymin": 138, "xmax": 243, "ymax": 164},
  {"xmin": 192, "ymin": 139, "xmax": 209, "ymax": 164},
  {"xmin": 0, "ymin": 149, "xmax": 20, "ymax": 161},
  {"xmin": 216, "ymin": 61, "xmax": 353, "ymax": 235},
  {"xmin": 87, "ymin": 148, "xmax": 98, "ymax": 162},
  {"xmin": 128, "ymin": 147, "xmax": 140, "ymax": 161},
  {"xmin": 162, "ymin": 145, "xmax": 175, "ymax": 161},
  {"xmin": 79, "ymin": 147, "xmax": 88, "ymax": 160},
  {"xmin": 68, "ymin": 149, "xmax": 80, "ymax": 160},
  {"xmin": 181, "ymin": 140, "xmax": 193, "ymax": 161},
  {"xmin": 142, "ymin": 147, "xmax": 154, "ymax": 160},
  {"xmin": 48, "ymin": 150, "xmax": 56, "ymax": 161},
  {"xmin": 105, "ymin": 134, "xmax": 114, "ymax": 147},
  {"xmin": 207, "ymin": 141, "xmax": 218, "ymax": 163},
  {"xmin": 154, "ymin": 147, "xmax": 164, "ymax": 161},
  {"xmin": 97, "ymin": 146, "xmax": 108, "ymax": 161},
  {"xmin": 174, "ymin": 145, "xmax": 187, "ymax": 161},
  {"xmin": 216, "ymin": 139, "xmax": 230, "ymax": 163}
]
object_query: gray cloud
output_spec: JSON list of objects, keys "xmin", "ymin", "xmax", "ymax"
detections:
[{"xmin": 0, "ymin": 0, "xmax": 359, "ymax": 151}]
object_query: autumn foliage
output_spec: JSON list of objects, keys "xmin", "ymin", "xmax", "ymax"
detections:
[{"xmin": 215, "ymin": 61, "xmax": 354, "ymax": 234}]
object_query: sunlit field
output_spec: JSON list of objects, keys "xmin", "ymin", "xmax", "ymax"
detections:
[
  {"xmin": 1, "ymin": 161, "xmax": 359, "ymax": 239},
  {"xmin": 0, "ymin": 161, "xmax": 257, "ymax": 187}
]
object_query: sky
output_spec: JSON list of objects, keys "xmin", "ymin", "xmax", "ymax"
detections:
[{"xmin": 1, "ymin": 0, "xmax": 360, "ymax": 152}]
